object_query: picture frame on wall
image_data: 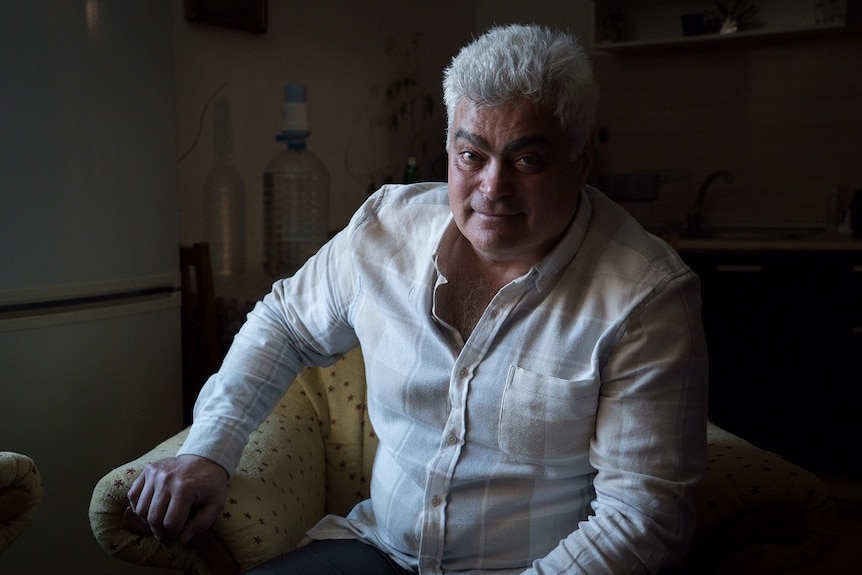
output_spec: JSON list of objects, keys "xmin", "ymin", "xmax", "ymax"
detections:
[{"xmin": 184, "ymin": 0, "xmax": 267, "ymax": 33}]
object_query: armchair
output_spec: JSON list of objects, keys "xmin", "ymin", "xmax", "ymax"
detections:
[
  {"xmin": 90, "ymin": 348, "xmax": 836, "ymax": 574},
  {"xmin": 0, "ymin": 452, "xmax": 43, "ymax": 553}
]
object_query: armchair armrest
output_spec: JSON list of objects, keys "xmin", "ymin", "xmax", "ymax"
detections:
[
  {"xmin": 678, "ymin": 422, "xmax": 837, "ymax": 575},
  {"xmin": 89, "ymin": 383, "xmax": 328, "ymax": 574},
  {"xmin": 0, "ymin": 452, "xmax": 43, "ymax": 553}
]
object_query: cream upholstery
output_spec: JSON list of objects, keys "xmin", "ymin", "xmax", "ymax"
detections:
[
  {"xmin": 682, "ymin": 425, "xmax": 837, "ymax": 574},
  {"xmin": 89, "ymin": 347, "xmax": 836, "ymax": 574},
  {"xmin": 0, "ymin": 452, "xmax": 43, "ymax": 553}
]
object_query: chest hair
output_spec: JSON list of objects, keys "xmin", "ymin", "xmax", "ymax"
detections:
[{"xmin": 438, "ymin": 271, "xmax": 494, "ymax": 341}]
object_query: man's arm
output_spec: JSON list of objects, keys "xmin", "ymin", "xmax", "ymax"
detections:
[
  {"xmin": 523, "ymin": 271, "xmax": 709, "ymax": 574},
  {"xmin": 124, "ymin": 295, "xmax": 309, "ymax": 544},
  {"xmin": 126, "ymin": 228, "xmax": 361, "ymax": 545}
]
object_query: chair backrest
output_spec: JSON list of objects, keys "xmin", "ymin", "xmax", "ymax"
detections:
[
  {"xmin": 180, "ymin": 243, "xmax": 221, "ymax": 426},
  {"xmin": 291, "ymin": 348, "xmax": 378, "ymax": 516}
]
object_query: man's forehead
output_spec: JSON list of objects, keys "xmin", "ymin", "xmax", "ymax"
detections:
[{"xmin": 450, "ymin": 100, "xmax": 568, "ymax": 154}]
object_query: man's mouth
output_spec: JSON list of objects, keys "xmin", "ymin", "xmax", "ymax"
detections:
[{"xmin": 471, "ymin": 201, "xmax": 521, "ymax": 219}]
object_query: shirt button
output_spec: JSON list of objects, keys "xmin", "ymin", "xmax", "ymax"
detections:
[
  {"xmin": 431, "ymin": 495, "xmax": 441, "ymax": 506},
  {"xmin": 459, "ymin": 367, "xmax": 468, "ymax": 378},
  {"xmin": 447, "ymin": 434, "xmax": 458, "ymax": 445}
]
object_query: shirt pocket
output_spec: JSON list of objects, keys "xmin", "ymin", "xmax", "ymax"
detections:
[{"xmin": 498, "ymin": 365, "xmax": 599, "ymax": 463}]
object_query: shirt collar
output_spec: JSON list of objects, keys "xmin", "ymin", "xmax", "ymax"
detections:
[{"xmin": 530, "ymin": 186, "xmax": 592, "ymax": 292}]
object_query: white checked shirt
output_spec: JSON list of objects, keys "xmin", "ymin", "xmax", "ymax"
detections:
[{"xmin": 182, "ymin": 183, "xmax": 709, "ymax": 574}]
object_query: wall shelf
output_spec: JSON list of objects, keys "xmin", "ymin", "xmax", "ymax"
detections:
[{"xmin": 592, "ymin": 0, "xmax": 859, "ymax": 52}]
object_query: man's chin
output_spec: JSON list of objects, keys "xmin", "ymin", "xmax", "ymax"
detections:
[{"xmin": 465, "ymin": 230, "xmax": 527, "ymax": 258}]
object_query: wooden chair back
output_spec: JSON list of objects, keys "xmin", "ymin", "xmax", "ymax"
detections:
[{"xmin": 180, "ymin": 243, "xmax": 221, "ymax": 426}]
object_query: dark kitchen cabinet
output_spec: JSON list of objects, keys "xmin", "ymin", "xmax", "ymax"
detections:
[{"xmin": 682, "ymin": 249, "xmax": 862, "ymax": 475}]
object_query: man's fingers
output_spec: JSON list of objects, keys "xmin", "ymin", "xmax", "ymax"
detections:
[
  {"xmin": 146, "ymin": 488, "xmax": 175, "ymax": 542},
  {"xmin": 130, "ymin": 478, "xmax": 154, "ymax": 522},
  {"xmin": 161, "ymin": 492, "xmax": 195, "ymax": 543},
  {"xmin": 127, "ymin": 473, "xmax": 144, "ymax": 506},
  {"xmin": 179, "ymin": 498, "xmax": 223, "ymax": 544}
]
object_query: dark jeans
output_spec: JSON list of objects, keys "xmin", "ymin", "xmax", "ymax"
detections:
[{"xmin": 244, "ymin": 539, "xmax": 413, "ymax": 575}]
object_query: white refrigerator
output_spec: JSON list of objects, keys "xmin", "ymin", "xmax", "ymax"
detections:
[{"xmin": 1, "ymin": 1, "xmax": 182, "ymax": 573}]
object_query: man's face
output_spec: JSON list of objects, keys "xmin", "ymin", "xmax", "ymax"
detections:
[{"xmin": 447, "ymin": 98, "xmax": 591, "ymax": 269}]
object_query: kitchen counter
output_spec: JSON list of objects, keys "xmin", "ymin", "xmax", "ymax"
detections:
[{"xmin": 660, "ymin": 230, "xmax": 862, "ymax": 253}]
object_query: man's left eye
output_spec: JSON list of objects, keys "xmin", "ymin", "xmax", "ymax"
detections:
[{"xmin": 514, "ymin": 155, "xmax": 542, "ymax": 170}]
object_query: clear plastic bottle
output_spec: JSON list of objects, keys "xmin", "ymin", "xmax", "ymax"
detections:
[
  {"xmin": 263, "ymin": 83, "xmax": 330, "ymax": 277},
  {"xmin": 203, "ymin": 96, "xmax": 246, "ymax": 277}
]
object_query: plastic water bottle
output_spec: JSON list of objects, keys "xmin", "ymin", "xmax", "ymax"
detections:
[
  {"xmin": 203, "ymin": 96, "xmax": 246, "ymax": 276},
  {"xmin": 263, "ymin": 83, "xmax": 330, "ymax": 277}
]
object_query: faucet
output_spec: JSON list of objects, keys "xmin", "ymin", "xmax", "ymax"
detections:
[{"xmin": 687, "ymin": 170, "xmax": 734, "ymax": 236}]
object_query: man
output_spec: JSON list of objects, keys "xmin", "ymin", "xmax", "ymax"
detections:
[{"xmin": 130, "ymin": 24, "xmax": 708, "ymax": 574}]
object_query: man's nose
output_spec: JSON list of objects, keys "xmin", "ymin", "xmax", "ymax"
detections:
[{"xmin": 479, "ymin": 161, "xmax": 510, "ymax": 200}]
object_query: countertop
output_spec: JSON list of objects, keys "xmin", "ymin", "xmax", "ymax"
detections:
[{"xmin": 659, "ymin": 230, "xmax": 862, "ymax": 253}]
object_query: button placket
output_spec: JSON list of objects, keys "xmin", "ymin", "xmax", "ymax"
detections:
[{"xmin": 417, "ymin": 362, "xmax": 472, "ymax": 571}]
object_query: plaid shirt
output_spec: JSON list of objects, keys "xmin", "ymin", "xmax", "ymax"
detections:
[{"xmin": 183, "ymin": 183, "xmax": 708, "ymax": 574}]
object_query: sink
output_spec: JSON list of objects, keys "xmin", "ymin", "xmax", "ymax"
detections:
[{"xmin": 684, "ymin": 225, "xmax": 826, "ymax": 241}]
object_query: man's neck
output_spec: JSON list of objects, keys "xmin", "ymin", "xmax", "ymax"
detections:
[{"xmin": 436, "ymin": 228, "xmax": 530, "ymax": 341}]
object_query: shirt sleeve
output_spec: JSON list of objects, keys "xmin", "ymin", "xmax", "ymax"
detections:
[
  {"xmin": 521, "ymin": 269, "xmax": 709, "ymax": 575},
  {"xmin": 177, "ymin": 228, "xmax": 361, "ymax": 475}
]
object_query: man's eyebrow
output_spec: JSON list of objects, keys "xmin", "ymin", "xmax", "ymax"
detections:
[
  {"xmin": 504, "ymin": 135, "xmax": 552, "ymax": 153},
  {"xmin": 451, "ymin": 130, "xmax": 552, "ymax": 153},
  {"xmin": 451, "ymin": 129, "xmax": 488, "ymax": 149}
]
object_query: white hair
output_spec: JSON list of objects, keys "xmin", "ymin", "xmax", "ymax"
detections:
[{"xmin": 443, "ymin": 24, "xmax": 598, "ymax": 157}]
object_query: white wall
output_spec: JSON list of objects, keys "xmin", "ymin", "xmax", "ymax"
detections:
[
  {"xmin": 172, "ymin": 0, "xmax": 477, "ymax": 272},
  {"xmin": 474, "ymin": 0, "xmax": 594, "ymax": 41},
  {"xmin": 174, "ymin": 0, "xmax": 862, "ymax": 269},
  {"xmin": 172, "ymin": 0, "xmax": 605, "ymax": 275}
]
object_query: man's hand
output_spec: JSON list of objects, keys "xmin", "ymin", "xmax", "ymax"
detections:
[{"xmin": 127, "ymin": 454, "xmax": 229, "ymax": 545}]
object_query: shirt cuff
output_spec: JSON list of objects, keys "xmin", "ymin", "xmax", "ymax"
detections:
[{"xmin": 176, "ymin": 418, "xmax": 247, "ymax": 477}]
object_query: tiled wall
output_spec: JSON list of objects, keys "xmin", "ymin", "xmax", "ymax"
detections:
[{"xmin": 591, "ymin": 34, "xmax": 862, "ymax": 230}]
